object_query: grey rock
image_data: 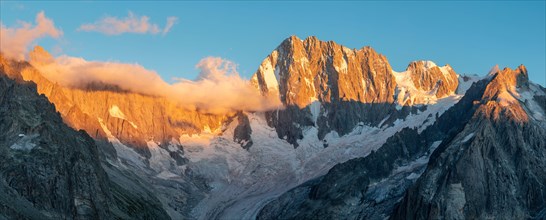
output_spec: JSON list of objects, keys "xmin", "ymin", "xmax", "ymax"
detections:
[
  {"xmin": 0, "ymin": 62, "xmax": 170, "ymax": 219},
  {"xmin": 391, "ymin": 67, "xmax": 546, "ymax": 220},
  {"xmin": 257, "ymin": 77, "xmax": 492, "ymax": 219},
  {"xmin": 233, "ymin": 111, "xmax": 253, "ymax": 150}
]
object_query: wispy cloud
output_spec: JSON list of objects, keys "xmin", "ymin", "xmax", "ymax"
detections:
[
  {"xmin": 78, "ymin": 11, "xmax": 178, "ymax": 36},
  {"xmin": 6, "ymin": 12, "xmax": 279, "ymax": 114},
  {"xmin": 0, "ymin": 11, "xmax": 63, "ymax": 60},
  {"xmin": 163, "ymin": 16, "xmax": 178, "ymax": 35},
  {"xmin": 30, "ymin": 48, "xmax": 282, "ymax": 114}
]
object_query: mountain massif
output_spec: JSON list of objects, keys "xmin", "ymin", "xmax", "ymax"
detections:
[
  {"xmin": 0, "ymin": 57, "xmax": 169, "ymax": 219},
  {"xmin": 0, "ymin": 36, "xmax": 544, "ymax": 219}
]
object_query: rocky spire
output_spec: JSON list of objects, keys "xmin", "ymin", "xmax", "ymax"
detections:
[
  {"xmin": 405, "ymin": 60, "xmax": 459, "ymax": 98},
  {"xmin": 479, "ymin": 64, "xmax": 530, "ymax": 122}
]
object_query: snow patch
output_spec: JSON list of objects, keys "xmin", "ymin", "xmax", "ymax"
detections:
[
  {"xmin": 393, "ymin": 70, "xmax": 439, "ymax": 106},
  {"xmin": 98, "ymin": 117, "xmax": 145, "ymax": 168},
  {"xmin": 429, "ymin": 141, "xmax": 442, "ymax": 154},
  {"xmin": 10, "ymin": 133, "xmax": 39, "ymax": 151},
  {"xmin": 147, "ymin": 141, "xmax": 174, "ymax": 172},
  {"xmin": 109, "ymin": 105, "xmax": 138, "ymax": 128},
  {"xmin": 334, "ymin": 57, "xmax": 348, "ymax": 73},
  {"xmin": 406, "ymin": 172, "xmax": 421, "ymax": 180},
  {"xmin": 496, "ymin": 90, "xmax": 517, "ymax": 106},
  {"xmin": 461, "ymin": 133, "xmax": 475, "ymax": 143},
  {"xmin": 456, "ymin": 74, "xmax": 482, "ymax": 95},
  {"xmin": 308, "ymin": 100, "xmax": 321, "ymax": 125},
  {"xmin": 109, "ymin": 105, "xmax": 127, "ymax": 120},
  {"xmin": 393, "ymin": 155, "xmax": 429, "ymax": 174},
  {"xmin": 342, "ymin": 46, "xmax": 354, "ymax": 55},
  {"xmin": 423, "ymin": 60, "xmax": 437, "ymax": 69},
  {"xmin": 439, "ymin": 65, "xmax": 452, "ymax": 78},
  {"xmin": 259, "ymin": 59, "xmax": 279, "ymax": 91},
  {"xmin": 516, "ymin": 83, "xmax": 546, "ymax": 121},
  {"xmin": 156, "ymin": 170, "xmax": 179, "ymax": 179}
]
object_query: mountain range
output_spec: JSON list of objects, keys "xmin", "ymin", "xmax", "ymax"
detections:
[{"xmin": 1, "ymin": 35, "xmax": 545, "ymax": 219}]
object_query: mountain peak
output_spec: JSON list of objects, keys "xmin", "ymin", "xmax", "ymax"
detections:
[
  {"xmin": 400, "ymin": 60, "xmax": 459, "ymax": 101},
  {"xmin": 29, "ymin": 45, "xmax": 54, "ymax": 65},
  {"xmin": 304, "ymin": 35, "xmax": 319, "ymax": 42},
  {"xmin": 480, "ymin": 65, "xmax": 531, "ymax": 122},
  {"xmin": 254, "ymin": 35, "xmax": 395, "ymax": 108},
  {"xmin": 282, "ymin": 35, "xmax": 303, "ymax": 45},
  {"xmin": 406, "ymin": 60, "xmax": 447, "ymax": 71},
  {"xmin": 423, "ymin": 60, "xmax": 437, "ymax": 68},
  {"xmin": 488, "ymin": 64, "xmax": 500, "ymax": 75},
  {"xmin": 516, "ymin": 64, "xmax": 528, "ymax": 76}
]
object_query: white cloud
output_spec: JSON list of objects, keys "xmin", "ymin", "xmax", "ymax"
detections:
[
  {"xmin": 0, "ymin": 11, "xmax": 63, "ymax": 60},
  {"xmin": 5, "ymin": 13, "xmax": 279, "ymax": 114},
  {"xmin": 163, "ymin": 16, "xmax": 178, "ymax": 35},
  {"xmin": 29, "ymin": 48, "xmax": 282, "ymax": 114},
  {"xmin": 78, "ymin": 11, "xmax": 178, "ymax": 36}
]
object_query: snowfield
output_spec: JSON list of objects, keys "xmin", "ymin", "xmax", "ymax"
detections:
[{"xmin": 185, "ymin": 96, "xmax": 463, "ymax": 219}]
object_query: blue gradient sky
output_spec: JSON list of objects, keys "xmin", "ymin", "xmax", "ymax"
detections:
[{"xmin": 1, "ymin": 1, "xmax": 545, "ymax": 85}]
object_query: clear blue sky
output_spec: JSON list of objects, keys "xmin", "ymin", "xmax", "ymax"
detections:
[{"xmin": 1, "ymin": 1, "xmax": 545, "ymax": 86}]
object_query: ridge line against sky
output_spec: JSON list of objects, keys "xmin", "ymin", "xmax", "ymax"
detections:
[{"xmin": 0, "ymin": 1, "xmax": 544, "ymax": 86}]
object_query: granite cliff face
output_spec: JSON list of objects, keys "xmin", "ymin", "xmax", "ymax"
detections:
[
  {"xmin": 0, "ymin": 52, "xmax": 225, "ymax": 219},
  {"xmin": 406, "ymin": 61, "xmax": 458, "ymax": 98},
  {"xmin": 20, "ymin": 46, "xmax": 228, "ymax": 157},
  {"xmin": 0, "ymin": 56, "xmax": 170, "ymax": 219},
  {"xmin": 251, "ymin": 36, "xmax": 397, "ymax": 107},
  {"xmin": 251, "ymin": 36, "xmax": 459, "ymax": 145}
]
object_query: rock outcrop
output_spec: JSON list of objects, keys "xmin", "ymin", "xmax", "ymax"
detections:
[
  {"xmin": 0, "ymin": 56, "xmax": 170, "ymax": 219},
  {"xmin": 19, "ymin": 46, "xmax": 228, "ymax": 156},
  {"xmin": 252, "ymin": 36, "xmax": 397, "ymax": 107},
  {"xmin": 406, "ymin": 60, "xmax": 458, "ymax": 98},
  {"xmin": 392, "ymin": 65, "xmax": 546, "ymax": 219},
  {"xmin": 232, "ymin": 111, "xmax": 253, "ymax": 149},
  {"xmin": 257, "ymin": 73, "xmax": 489, "ymax": 220},
  {"xmin": 258, "ymin": 65, "xmax": 546, "ymax": 219},
  {"xmin": 251, "ymin": 36, "xmax": 459, "ymax": 145}
]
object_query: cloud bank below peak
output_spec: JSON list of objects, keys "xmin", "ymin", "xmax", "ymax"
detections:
[
  {"xmin": 78, "ymin": 11, "xmax": 178, "ymax": 36},
  {"xmin": 1, "ymin": 11, "xmax": 278, "ymax": 114},
  {"xmin": 29, "ymin": 47, "xmax": 282, "ymax": 114}
]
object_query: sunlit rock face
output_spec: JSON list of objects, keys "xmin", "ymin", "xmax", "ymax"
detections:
[
  {"xmin": 18, "ymin": 47, "xmax": 229, "ymax": 156},
  {"xmin": 251, "ymin": 36, "xmax": 460, "ymax": 145},
  {"xmin": 252, "ymin": 35, "xmax": 396, "ymax": 108},
  {"xmin": 405, "ymin": 60, "xmax": 459, "ymax": 98},
  {"xmin": 479, "ymin": 65, "xmax": 530, "ymax": 122}
]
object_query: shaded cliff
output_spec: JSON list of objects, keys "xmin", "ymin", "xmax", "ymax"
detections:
[
  {"xmin": 258, "ymin": 65, "xmax": 546, "ymax": 219},
  {"xmin": 0, "ymin": 56, "xmax": 170, "ymax": 219}
]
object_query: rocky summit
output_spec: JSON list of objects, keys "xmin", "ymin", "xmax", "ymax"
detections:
[
  {"xmin": 252, "ymin": 36, "xmax": 460, "ymax": 145},
  {"xmin": 0, "ymin": 35, "xmax": 544, "ymax": 220}
]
